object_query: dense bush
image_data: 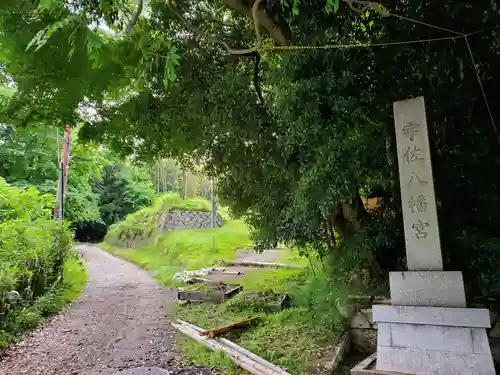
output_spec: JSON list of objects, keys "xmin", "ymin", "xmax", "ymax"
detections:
[
  {"xmin": 0, "ymin": 177, "xmax": 73, "ymax": 342},
  {"xmin": 104, "ymin": 193, "xmax": 216, "ymax": 246}
]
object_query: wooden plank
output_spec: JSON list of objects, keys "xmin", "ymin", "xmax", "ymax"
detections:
[
  {"xmin": 225, "ymin": 285, "xmax": 243, "ymax": 300},
  {"xmin": 177, "ymin": 284, "xmax": 242, "ymax": 303},
  {"xmin": 173, "ymin": 322, "xmax": 269, "ymax": 375},
  {"xmin": 351, "ymin": 353, "xmax": 377, "ymax": 375},
  {"xmin": 173, "ymin": 320, "xmax": 291, "ymax": 375},
  {"xmin": 201, "ymin": 317, "xmax": 259, "ymax": 338},
  {"xmin": 329, "ymin": 331, "xmax": 351, "ymax": 372},
  {"xmin": 182, "ymin": 320, "xmax": 290, "ymax": 375}
]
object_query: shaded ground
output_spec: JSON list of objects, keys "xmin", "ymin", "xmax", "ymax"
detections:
[
  {"xmin": 0, "ymin": 244, "xmax": 217, "ymax": 375},
  {"xmin": 235, "ymin": 248, "xmax": 285, "ymax": 263},
  {"xmin": 205, "ymin": 248, "xmax": 287, "ymax": 283}
]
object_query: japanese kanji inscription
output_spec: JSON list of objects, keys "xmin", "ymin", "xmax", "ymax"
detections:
[{"xmin": 394, "ymin": 97, "xmax": 443, "ymax": 270}]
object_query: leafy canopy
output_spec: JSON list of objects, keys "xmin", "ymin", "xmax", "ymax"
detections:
[{"xmin": 3, "ymin": 0, "xmax": 500, "ymax": 304}]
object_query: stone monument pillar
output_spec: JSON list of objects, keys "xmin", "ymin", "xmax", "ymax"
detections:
[{"xmin": 372, "ymin": 97, "xmax": 496, "ymax": 374}]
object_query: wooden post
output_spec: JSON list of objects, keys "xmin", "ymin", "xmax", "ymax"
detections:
[
  {"xmin": 54, "ymin": 126, "xmax": 72, "ymax": 221},
  {"xmin": 183, "ymin": 170, "xmax": 188, "ymax": 199}
]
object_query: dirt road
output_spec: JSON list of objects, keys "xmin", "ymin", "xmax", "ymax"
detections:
[{"xmin": 0, "ymin": 244, "xmax": 217, "ymax": 375}]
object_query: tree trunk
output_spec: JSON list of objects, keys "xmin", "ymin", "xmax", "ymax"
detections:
[{"xmin": 327, "ymin": 192, "xmax": 366, "ymax": 238}]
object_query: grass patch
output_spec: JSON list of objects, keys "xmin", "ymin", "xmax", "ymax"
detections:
[
  {"xmin": 278, "ymin": 248, "xmax": 317, "ymax": 267},
  {"xmin": 102, "ymin": 219, "xmax": 251, "ymax": 286},
  {"xmin": 176, "ymin": 264, "xmax": 352, "ymax": 375},
  {"xmin": 235, "ymin": 267, "xmax": 305, "ymax": 292},
  {"xmin": 182, "ymin": 341, "xmax": 240, "ymax": 374},
  {"xmin": 0, "ymin": 254, "xmax": 87, "ymax": 348}
]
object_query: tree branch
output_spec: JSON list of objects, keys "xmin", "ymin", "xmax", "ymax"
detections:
[
  {"xmin": 168, "ymin": 0, "xmax": 264, "ymax": 55},
  {"xmin": 222, "ymin": 0, "xmax": 289, "ymax": 45},
  {"xmin": 126, "ymin": 0, "xmax": 144, "ymax": 34}
]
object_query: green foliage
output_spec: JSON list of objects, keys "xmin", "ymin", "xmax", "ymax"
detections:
[
  {"xmin": 78, "ymin": 1, "xmax": 500, "ymax": 306},
  {"xmin": 0, "ymin": 178, "xmax": 54, "ymax": 221},
  {"xmin": 0, "ymin": 255, "xmax": 86, "ymax": 348},
  {"xmin": 0, "ymin": 0, "xmax": 181, "ymax": 128},
  {"xmin": 0, "ymin": 123, "xmax": 156, "ymax": 231},
  {"xmin": 0, "ymin": 0, "xmax": 119, "ymax": 126},
  {"xmin": 0, "ymin": 178, "xmax": 82, "ymax": 346},
  {"xmin": 0, "ymin": 125, "xmax": 106, "ymax": 223},
  {"xmin": 177, "ymin": 262, "xmax": 351, "ymax": 375},
  {"xmin": 0, "ymin": 86, "xmax": 15, "ymax": 102},
  {"xmin": 182, "ymin": 343, "xmax": 239, "ymax": 375},
  {"xmin": 96, "ymin": 163, "xmax": 155, "ymax": 226},
  {"xmin": 102, "ymin": 219, "xmax": 250, "ymax": 285},
  {"xmin": 3, "ymin": 0, "xmax": 500, "ymax": 307},
  {"xmin": 104, "ymin": 193, "xmax": 217, "ymax": 246}
]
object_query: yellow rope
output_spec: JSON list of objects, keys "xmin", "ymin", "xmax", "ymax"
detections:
[{"xmin": 260, "ymin": 35, "xmax": 465, "ymax": 52}]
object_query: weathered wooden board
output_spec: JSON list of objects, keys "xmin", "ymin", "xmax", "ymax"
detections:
[{"xmin": 177, "ymin": 284, "xmax": 242, "ymax": 303}]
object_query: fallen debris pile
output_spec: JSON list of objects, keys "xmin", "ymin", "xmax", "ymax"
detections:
[
  {"xmin": 173, "ymin": 267, "xmax": 244, "ymax": 284},
  {"xmin": 173, "ymin": 267, "xmax": 226, "ymax": 283},
  {"xmin": 173, "ymin": 319, "xmax": 291, "ymax": 375}
]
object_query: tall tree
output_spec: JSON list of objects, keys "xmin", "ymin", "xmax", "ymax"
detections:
[
  {"xmin": 96, "ymin": 162, "xmax": 155, "ymax": 226},
  {"xmin": 0, "ymin": 124, "xmax": 105, "ymax": 222},
  {"xmin": 2, "ymin": 0, "xmax": 500, "ymax": 302}
]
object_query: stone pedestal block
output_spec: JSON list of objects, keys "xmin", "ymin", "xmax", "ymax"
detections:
[
  {"xmin": 389, "ymin": 271, "xmax": 466, "ymax": 307},
  {"xmin": 373, "ymin": 305, "xmax": 495, "ymax": 374}
]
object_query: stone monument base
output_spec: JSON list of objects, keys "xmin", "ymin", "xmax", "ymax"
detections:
[
  {"xmin": 369, "ymin": 271, "xmax": 496, "ymax": 374},
  {"xmin": 373, "ymin": 305, "xmax": 495, "ymax": 374},
  {"xmin": 351, "ymin": 353, "xmax": 415, "ymax": 375},
  {"xmin": 366, "ymin": 98, "xmax": 496, "ymax": 374}
]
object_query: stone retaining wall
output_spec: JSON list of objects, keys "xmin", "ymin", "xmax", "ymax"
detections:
[
  {"xmin": 120, "ymin": 210, "xmax": 222, "ymax": 247},
  {"xmin": 157, "ymin": 210, "xmax": 222, "ymax": 231}
]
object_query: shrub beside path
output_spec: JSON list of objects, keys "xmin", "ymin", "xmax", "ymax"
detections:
[{"xmin": 0, "ymin": 244, "xmax": 217, "ymax": 375}]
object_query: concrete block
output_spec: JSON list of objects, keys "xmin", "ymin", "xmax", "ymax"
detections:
[
  {"xmin": 373, "ymin": 305, "xmax": 491, "ymax": 328},
  {"xmin": 351, "ymin": 309, "xmax": 376, "ymax": 329},
  {"xmin": 377, "ymin": 346, "xmax": 496, "ymax": 375},
  {"xmin": 387, "ymin": 323, "xmax": 474, "ymax": 353},
  {"xmin": 351, "ymin": 353, "xmax": 415, "ymax": 375},
  {"xmin": 472, "ymin": 328, "xmax": 492, "ymax": 355},
  {"xmin": 329, "ymin": 331, "xmax": 351, "ymax": 372},
  {"xmin": 389, "ymin": 271, "xmax": 466, "ymax": 307},
  {"xmin": 377, "ymin": 323, "xmax": 392, "ymax": 346},
  {"xmin": 352, "ymin": 328, "xmax": 377, "ymax": 354}
]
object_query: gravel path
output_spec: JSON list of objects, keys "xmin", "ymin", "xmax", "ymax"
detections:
[{"xmin": 0, "ymin": 244, "xmax": 217, "ymax": 375}]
